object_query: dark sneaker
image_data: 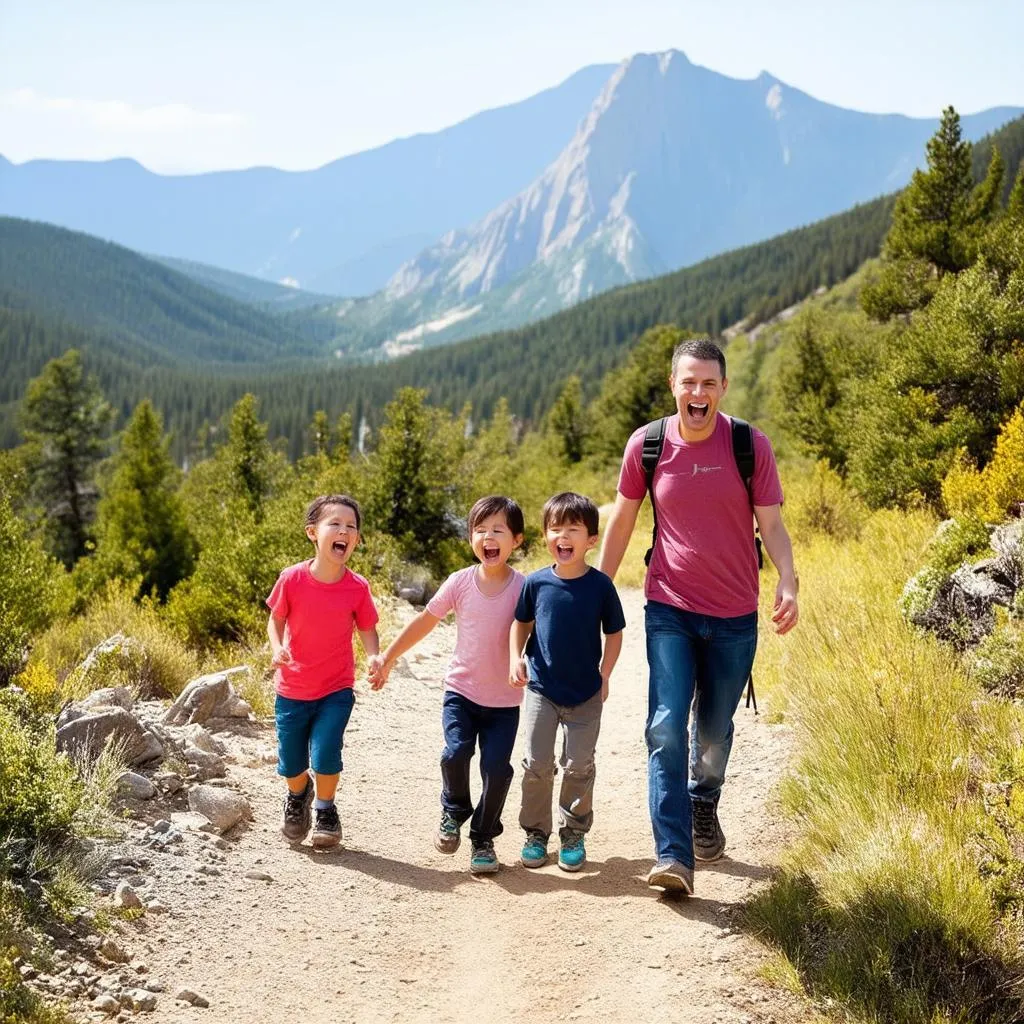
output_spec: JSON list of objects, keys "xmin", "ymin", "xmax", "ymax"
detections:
[
  {"xmin": 558, "ymin": 830, "xmax": 586, "ymax": 872},
  {"xmin": 692, "ymin": 797, "xmax": 726, "ymax": 861},
  {"xmin": 469, "ymin": 840, "xmax": 500, "ymax": 874},
  {"xmin": 310, "ymin": 804, "xmax": 342, "ymax": 849},
  {"xmin": 281, "ymin": 776, "xmax": 313, "ymax": 842},
  {"xmin": 434, "ymin": 812, "xmax": 462, "ymax": 854},
  {"xmin": 647, "ymin": 859, "xmax": 694, "ymax": 895},
  {"xmin": 521, "ymin": 830, "xmax": 549, "ymax": 868}
]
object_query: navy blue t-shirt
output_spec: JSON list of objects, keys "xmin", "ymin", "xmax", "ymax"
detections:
[{"xmin": 514, "ymin": 566, "xmax": 626, "ymax": 706}]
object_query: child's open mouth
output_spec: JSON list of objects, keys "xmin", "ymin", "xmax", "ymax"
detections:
[
  {"xmin": 686, "ymin": 402, "xmax": 710, "ymax": 423},
  {"xmin": 555, "ymin": 542, "xmax": 574, "ymax": 561},
  {"xmin": 331, "ymin": 540, "xmax": 349, "ymax": 556},
  {"xmin": 482, "ymin": 543, "xmax": 500, "ymax": 562}
]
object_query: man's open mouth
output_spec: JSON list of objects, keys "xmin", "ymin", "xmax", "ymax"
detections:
[{"xmin": 687, "ymin": 402, "xmax": 710, "ymax": 421}]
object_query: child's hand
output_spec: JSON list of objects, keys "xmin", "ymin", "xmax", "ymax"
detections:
[
  {"xmin": 367, "ymin": 654, "xmax": 389, "ymax": 690},
  {"xmin": 271, "ymin": 646, "xmax": 293, "ymax": 668},
  {"xmin": 509, "ymin": 658, "xmax": 528, "ymax": 688}
]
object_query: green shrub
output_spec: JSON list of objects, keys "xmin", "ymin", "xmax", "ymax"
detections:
[
  {"xmin": 0, "ymin": 498, "xmax": 72, "ymax": 684},
  {"xmin": 29, "ymin": 582, "xmax": 199, "ymax": 702},
  {"xmin": 0, "ymin": 692, "xmax": 82, "ymax": 844},
  {"xmin": 785, "ymin": 460, "xmax": 868, "ymax": 544},
  {"xmin": 972, "ymin": 623, "xmax": 1024, "ymax": 698}
]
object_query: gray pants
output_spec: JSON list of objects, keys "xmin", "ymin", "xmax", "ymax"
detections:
[{"xmin": 519, "ymin": 688, "xmax": 603, "ymax": 839}]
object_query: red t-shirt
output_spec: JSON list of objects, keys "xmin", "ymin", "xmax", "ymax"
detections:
[
  {"xmin": 617, "ymin": 413, "xmax": 784, "ymax": 618},
  {"xmin": 266, "ymin": 561, "xmax": 379, "ymax": 700}
]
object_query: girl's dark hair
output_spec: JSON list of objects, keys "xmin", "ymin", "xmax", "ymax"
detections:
[
  {"xmin": 305, "ymin": 495, "xmax": 361, "ymax": 539},
  {"xmin": 542, "ymin": 492, "xmax": 600, "ymax": 537},
  {"xmin": 468, "ymin": 495, "xmax": 525, "ymax": 536}
]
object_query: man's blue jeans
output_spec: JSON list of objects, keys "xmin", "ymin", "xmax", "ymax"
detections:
[{"xmin": 645, "ymin": 600, "xmax": 758, "ymax": 868}]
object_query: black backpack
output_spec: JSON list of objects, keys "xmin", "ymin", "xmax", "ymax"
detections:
[{"xmin": 640, "ymin": 415, "xmax": 762, "ymax": 713}]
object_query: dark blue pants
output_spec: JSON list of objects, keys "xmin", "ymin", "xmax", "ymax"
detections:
[{"xmin": 440, "ymin": 691, "xmax": 520, "ymax": 843}]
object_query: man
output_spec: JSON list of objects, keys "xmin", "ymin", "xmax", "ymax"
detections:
[{"xmin": 597, "ymin": 337, "xmax": 798, "ymax": 895}]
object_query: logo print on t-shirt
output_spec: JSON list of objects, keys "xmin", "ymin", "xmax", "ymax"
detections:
[{"xmin": 692, "ymin": 463, "xmax": 723, "ymax": 476}]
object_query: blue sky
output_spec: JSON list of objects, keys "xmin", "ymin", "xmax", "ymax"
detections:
[{"xmin": 1, "ymin": 0, "xmax": 1022, "ymax": 173}]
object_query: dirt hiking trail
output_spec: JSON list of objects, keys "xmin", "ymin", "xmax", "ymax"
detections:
[{"xmin": 133, "ymin": 589, "xmax": 803, "ymax": 1024}]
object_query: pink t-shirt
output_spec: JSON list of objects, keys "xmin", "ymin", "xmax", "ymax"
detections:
[
  {"xmin": 266, "ymin": 561, "xmax": 379, "ymax": 700},
  {"xmin": 618, "ymin": 413, "xmax": 784, "ymax": 618},
  {"xmin": 426, "ymin": 566, "xmax": 525, "ymax": 709}
]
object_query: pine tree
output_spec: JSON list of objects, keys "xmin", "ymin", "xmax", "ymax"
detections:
[
  {"xmin": 548, "ymin": 376, "xmax": 588, "ymax": 463},
  {"xmin": 863, "ymin": 107, "xmax": 986, "ymax": 321},
  {"xmin": 19, "ymin": 349, "xmax": 113, "ymax": 566},
  {"xmin": 92, "ymin": 400, "xmax": 196, "ymax": 600},
  {"xmin": 366, "ymin": 388, "xmax": 462, "ymax": 564},
  {"xmin": 308, "ymin": 410, "xmax": 331, "ymax": 457},
  {"xmin": 227, "ymin": 394, "xmax": 272, "ymax": 520}
]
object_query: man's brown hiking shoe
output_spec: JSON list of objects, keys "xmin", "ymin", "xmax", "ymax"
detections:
[
  {"xmin": 692, "ymin": 797, "xmax": 726, "ymax": 861},
  {"xmin": 647, "ymin": 859, "xmax": 694, "ymax": 895}
]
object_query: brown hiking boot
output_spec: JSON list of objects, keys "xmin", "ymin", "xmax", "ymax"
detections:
[
  {"xmin": 692, "ymin": 797, "xmax": 726, "ymax": 861},
  {"xmin": 281, "ymin": 776, "xmax": 313, "ymax": 842}
]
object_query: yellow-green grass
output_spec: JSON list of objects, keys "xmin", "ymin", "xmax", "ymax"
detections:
[{"xmin": 745, "ymin": 503, "xmax": 1024, "ymax": 1023}]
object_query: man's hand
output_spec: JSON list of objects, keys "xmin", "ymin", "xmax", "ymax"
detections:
[
  {"xmin": 600, "ymin": 673, "xmax": 610, "ymax": 703},
  {"xmin": 509, "ymin": 658, "xmax": 529, "ymax": 689},
  {"xmin": 367, "ymin": 654, "xmax": 389, "ymax": 690},
  {"xmin": 271, "ymin": 646, "xmax": 293, "ymax": 668},
  {"xmin": 772, "ymin": 577, "xmax": 799, "ymax": 635}
]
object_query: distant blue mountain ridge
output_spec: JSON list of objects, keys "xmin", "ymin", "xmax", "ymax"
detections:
[{"xmin": 0, "ymin": 65, "xmax": 614, "ymax": 296}]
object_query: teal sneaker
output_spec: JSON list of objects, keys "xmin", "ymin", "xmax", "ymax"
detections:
[
  {"xmin": 469, "ymin": 839, "xmax": 499, "ymax": 874},
  {"xmin": 558, "ymin": 831, "xmax": 586, "ymax": 872},
  {"xmin": 434, "ymin": 811, "xmax": 461, "ymax": 854},
  {"xmin": 521, "ymin": 830, "xmax": 548, "ymax": 868}
]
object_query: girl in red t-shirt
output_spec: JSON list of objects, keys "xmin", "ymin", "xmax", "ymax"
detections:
[{"xmin": 266, "ymin": 495, "xmax": 379, "ymax": 848}]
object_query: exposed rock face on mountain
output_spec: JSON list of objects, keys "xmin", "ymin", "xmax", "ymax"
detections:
[{"xmin": 383, "ymin": 50, "xmax": 1021, "ymax": 314}]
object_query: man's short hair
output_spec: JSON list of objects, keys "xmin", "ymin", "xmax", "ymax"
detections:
[
  {"xmin": 305, "ymin": 494, "xmax": 361, "ymax": 534},
  {"xmin": 671, "ymin": 337, "xmax": 727, "ymax": 379},
  {"xmin": 542, "ymin": 492, "xmax": 600, "ymax": 537},
  {"xmin": 467, "ymin": 495, "xmax": 525, "ymax": 536}
]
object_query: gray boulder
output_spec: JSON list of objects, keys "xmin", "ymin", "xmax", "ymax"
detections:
[
  {"xmin": 163, "ymin": 671, "xmax": 252, "ymax": 726},
  {"xmin": 187, "ymin": 785, "xmax": 251, "ymax": 833},
  {"xmin": 116, "ymin": 771, "xmax": 157, "ymax": 800},
  {"xmin": 56, "ymin": 708, "xmax": 164, "ymax": 767},
  {"xmin": 990, "ymin": 520, "xmax": 1024, "ymax": 590}
]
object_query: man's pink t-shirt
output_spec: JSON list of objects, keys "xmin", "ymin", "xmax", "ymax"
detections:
[
  {"xmin": 266, "ymin": 561, "xmax": 379, "ymax": 701},
  {"xmin": 618, "ymin": 413, "xmax": 784, "ymax": 618},
  {"xmin": 426, "ymin": 566, "xmax": 525, "ymax": 709}
]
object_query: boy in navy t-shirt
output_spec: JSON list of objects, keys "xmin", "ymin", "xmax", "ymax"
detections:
[{"xmin": 510, "ymin": 492, "xmax": 625, "ymax": 872}]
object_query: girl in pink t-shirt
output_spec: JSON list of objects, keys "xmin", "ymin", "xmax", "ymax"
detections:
[
  {"xmin": 368, "ymin": 496, "xmax": 525, "ymax": 875},
  {"xmin": 266, "ymin": 495, "xmax": 379, "ymax": 850}
]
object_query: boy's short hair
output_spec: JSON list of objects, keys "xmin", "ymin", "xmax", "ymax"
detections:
[
  {"xmin": 468, "ymin": 495, "xmax": 525, "ymax": 536},
  {"xmin": 305, "ymin": 494, "xmax": 361, "ymax": 537},
  {"xmin": 671, "ymin": 337, "xmax": 727, "ymax": 378},
  {"xmin": 542, "ymin": 492, "xmax": 600, "ymax": 537}
]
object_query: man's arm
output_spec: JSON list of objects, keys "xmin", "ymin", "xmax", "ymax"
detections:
[
  {"xmin": 599, "ymin": 630, "xmax": 623, "ymax": 702},
  {"xmin": 596, "ymin": 493, "xmax": 644, "ymax": 581},
  {"xmin": 754, "ymin": 503, "xmax": 799, "ymax": 635},
  {"xmin": 509, "ymin": 620, "xmax": 533, "ymax": 688}
]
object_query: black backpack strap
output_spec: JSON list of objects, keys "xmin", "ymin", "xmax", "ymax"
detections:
[
  {"xmin": 641, "ymin": 418, "xmax": 667, "ymax": 567},
  {"xmin": 731, "ymin": 417, "xmax": 761, "ymax": 716},
  {"xmin": 730, "ymin": 417, "xmax": 763, "ymax": 571}
]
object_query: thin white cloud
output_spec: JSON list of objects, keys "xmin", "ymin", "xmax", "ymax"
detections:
[{"xmin": 0, "ymin": 87, "xmax": 244, "ymax": 134}]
